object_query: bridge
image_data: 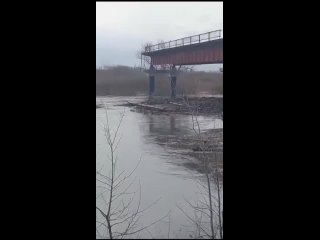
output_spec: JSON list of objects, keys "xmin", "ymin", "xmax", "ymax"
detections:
[{"xmin": 141, "ymin": 30, "xmax": 223, "ymax": 98}]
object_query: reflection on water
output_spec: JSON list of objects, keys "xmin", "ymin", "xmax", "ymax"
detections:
[
  {"xmin": 147, "ymin": 114, "xmax": 187, "ymax": 136},
  {"xmin": 145, "ymin": 112, "xmax": 222, "ymax": 137},
  {"xmin": 96, "ymin": 96, "xmax": 223, "ymax": 239}
]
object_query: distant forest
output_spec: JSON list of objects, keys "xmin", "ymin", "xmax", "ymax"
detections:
[{"xmin": 96, "ymin": 65, "xmax": 223, "ymax": 96}]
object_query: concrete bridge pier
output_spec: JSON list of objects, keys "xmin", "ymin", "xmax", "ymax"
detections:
[
  {"xmin": 170, "ymin": 66, "xmax": 177, "ymax": 99},
  {"xmin": 148, "ymin": 75, "xmax": 155, "ymax": 97},
  {"xmin": 170, "ymin": 76, "xmax": 176, "ymax": 99},
  {"xmin": 148, "ymin": 65, "xmax": 155, "ymax": 98}
]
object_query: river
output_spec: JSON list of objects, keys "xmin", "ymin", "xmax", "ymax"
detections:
[{"xmin": 96, "ymin": 96, "xmax": 223, "ymax": 239}]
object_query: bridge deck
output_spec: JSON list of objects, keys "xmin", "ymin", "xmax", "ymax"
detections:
[
  {"xmin": 142, "ymin": 30, "xmax": 223, "ymax": 66},
  {"xmin": 142, "ymin": 30, "xmax": 222, "ymax": 54}
]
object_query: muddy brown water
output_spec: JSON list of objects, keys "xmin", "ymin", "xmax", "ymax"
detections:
[{"xmin": 96, "ymin": 96, "xmax": 223, "ymax": 239}]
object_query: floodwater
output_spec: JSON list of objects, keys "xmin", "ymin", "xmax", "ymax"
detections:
[{"xmin": 96, "ymin": 96, "xmax": 223, "ymax": 239}]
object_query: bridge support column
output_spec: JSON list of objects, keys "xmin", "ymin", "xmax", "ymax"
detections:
[
  {"xmin": 148, "ymin": 75, "xmax": 155, "ymax": 98},
  {"xmin": 170, "ymin": 66, "xmax": 177, "ymax": 99},
  {"xmin": 148, "ymin": 65, "xmax": 156, "ymax": 98},
  {"xmin": 170, "ymin": 76, "xmax": 176, "ymax": 99}
]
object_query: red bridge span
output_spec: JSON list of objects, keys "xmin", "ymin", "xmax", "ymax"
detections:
[{"xmin": 141, "ymin": 30, "xmax": 223, "ymax": 98}]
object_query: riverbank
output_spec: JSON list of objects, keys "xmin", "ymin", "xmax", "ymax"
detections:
[{"xmin": 122, "ymin": 96, "xmax": 223, "ymax": 117}]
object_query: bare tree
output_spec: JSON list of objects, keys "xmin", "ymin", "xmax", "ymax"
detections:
[
  {"xmin": 96, "ymin": 106, "xmax": 168, "ymax": 239},
  {"xmin": 176, "ymin": 97, "xmax": 223, "ymax": 239},
  {"xmin": 136, "ymin": 42, "xmax": 153, "ymax": 71}
]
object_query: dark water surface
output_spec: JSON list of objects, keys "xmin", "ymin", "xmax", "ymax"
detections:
[{"xmin": 96, "ymin": 96, "xmax": 223, "ymax": 239}]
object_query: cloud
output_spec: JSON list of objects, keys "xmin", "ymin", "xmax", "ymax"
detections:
[{"xmin": 96, "ymin": 2, "xmax": 223, "ymax": 71}]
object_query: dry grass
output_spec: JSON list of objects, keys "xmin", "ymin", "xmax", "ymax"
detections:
[{"xmin": 96, "ymin": 66, "xmax": 223, "ymax": 96}]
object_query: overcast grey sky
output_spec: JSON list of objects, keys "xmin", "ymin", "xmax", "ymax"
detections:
[{"xmin": 96, "ymin": 2, "xmax": 223, "ymax": 71}]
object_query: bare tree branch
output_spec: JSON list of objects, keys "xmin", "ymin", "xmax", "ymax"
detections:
[{"xmin": 96, "ymin": 107, "xmax": 164, "ymax": 239}]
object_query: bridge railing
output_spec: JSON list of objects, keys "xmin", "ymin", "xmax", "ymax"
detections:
[{"xmin": 144, "ymin": 29, "xmax": 222, "ymax": 53}]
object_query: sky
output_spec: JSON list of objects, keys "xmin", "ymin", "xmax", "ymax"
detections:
[{"xmin": 96, "ymin": 2, "xmax": 223, "ymax": 71}]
